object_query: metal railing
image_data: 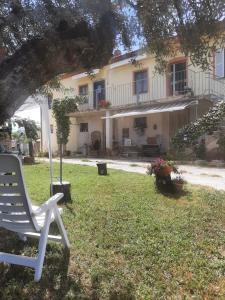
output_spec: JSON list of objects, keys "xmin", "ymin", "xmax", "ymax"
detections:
[{"xmin": 73, "ymin": 69, "xmax": 225, "ymax": 112}]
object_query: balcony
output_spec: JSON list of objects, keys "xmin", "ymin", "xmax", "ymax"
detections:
[{"xmin": 75, "ymin": 69, "xmax": 225, "ymax": 112}]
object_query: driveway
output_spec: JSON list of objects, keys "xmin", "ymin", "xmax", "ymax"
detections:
[{"xmin": 40, "ymin": 157, "xmax": 225, "ymax": 191}]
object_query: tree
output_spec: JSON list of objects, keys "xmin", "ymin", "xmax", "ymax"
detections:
[
  {"xmin": 15, "ymin": 118, "xmax": 39, "ymax": 157},
  {"xmin": 0, "ymin": 0, "xmax": 224, "ymax": 122},
  {"xmin": 52, "ymin": 96, "xmax": 78, "ymax": 185},
  {"xmin": 0, "ymin": 0, "xmax": 128, "ymax": 122},
  {"xmin": 52, "ymin": 96, "xmax": 78, "ymax": 152}
]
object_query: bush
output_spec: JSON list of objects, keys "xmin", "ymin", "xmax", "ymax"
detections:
[
  {"xmin": 172, "ymin": 101, "xmax": 225, "ymax": 150},
  {"xmin": 38, "ymin": 151, "xmax": 49, "ymax": 158},
  {"xmin": 195, "ymin": 140, "xmax": 206, "ymax": 160},
  {"xmin": 217, "ymin": 131, "xmax": 225, "ymax": 160}
]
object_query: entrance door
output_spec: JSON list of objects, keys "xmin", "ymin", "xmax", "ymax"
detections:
[
  {"xmin": 169, "ymin": 62, "xmax": 187, "ymax": 96},
  {"xmin": 93, "ymin": 80, "xmax": 105, "ymax": 108}
]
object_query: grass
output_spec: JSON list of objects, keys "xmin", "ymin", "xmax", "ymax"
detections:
[{"xmin": 1, "ymin": 163, "xmax": 225, "ymax": 299}]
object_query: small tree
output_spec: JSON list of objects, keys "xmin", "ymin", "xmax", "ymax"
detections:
[
  {"xmin": 52, "ymin": 96, "xmax": 78, "ymax": 183},
  {"xmin": 52, "ymin": 97, "xmax": 78, "ymax": 153}
]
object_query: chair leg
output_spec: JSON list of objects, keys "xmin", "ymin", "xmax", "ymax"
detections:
[
  {"xmin": 34, "ymin": 209, "xmax": 52, "ymax": 282},
  {"xmin": 53, "ymin": 207, "xmax": 70, "ymax": 248}
]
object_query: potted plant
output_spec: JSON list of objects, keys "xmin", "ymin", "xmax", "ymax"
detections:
[
  {"xmin": 147, "ymin": 158, "xmax": 179, "ymax": 193},
  {"xmin": 147, "ymin": 158, "xmax": 176, "ymax": 178},
  {"xmin": 172, "ymin": 174, "xmax": 185, "ymax": 192},
  {"xmin": 99, "ymin": 100, "xmax": 111, "ymax": 109},
  {"xmin": 52, "ymin": 96, "xmax": 78, "ymax": 203}
]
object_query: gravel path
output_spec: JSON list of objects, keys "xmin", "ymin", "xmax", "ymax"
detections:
[{"xmin": 39, "ymin": 158, "xmax": 225, "ymax": 191}]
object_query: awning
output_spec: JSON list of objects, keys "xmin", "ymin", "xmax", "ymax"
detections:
[{"xmin": 103, "ymin": 100, "xmax": 198, "ymax": 119}]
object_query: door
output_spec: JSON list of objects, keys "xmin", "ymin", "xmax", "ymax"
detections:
[
  {"xmin": 170, "ymin": 62, "xmax": 187, "ymax": 95},
  {"xmin": 93, "ymin": 80, "xmax": 105, "ymax": 108}
]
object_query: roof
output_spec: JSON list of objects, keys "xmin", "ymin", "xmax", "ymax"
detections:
[{"xmin": 60, "ymin": 49, "xmax": 142, "ymax": 80}]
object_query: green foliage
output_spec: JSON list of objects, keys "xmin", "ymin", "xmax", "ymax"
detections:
[
  {"xmin": 217, "ymin": 130, "xmax": 225, "ymax": 159},
  {"xmin": 15, "ymin": 119, "xmax": 39, "ymax": 141},
  {"xmin": 0, "ymin": 131, "xmax": 8, "ymax": 140},
  {"xmin": 37, "ymin": 151, "xmax": 49, "ymax": 158},
  {"xmin": 172, "ymin": 101, "xmax": 225, "ymax": 150},
  {"xmin": 134, "ymin": 0, "xmax": 225, "ymax": 72},
  {"xmin": 195, "ymin": 141, "xmax": 207, "ymax": 160},
  {"xmin": 36, "ymin": 76, "xmax": 74, "ymax": 99},
  {"xmin": 52, "ymin": 97, "xmax": 78, "ymax": 146}
]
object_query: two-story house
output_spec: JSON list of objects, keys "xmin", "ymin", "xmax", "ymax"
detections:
[{"xmin": 45, "ymin": 47, "xmax": 225, "ymax": 157}]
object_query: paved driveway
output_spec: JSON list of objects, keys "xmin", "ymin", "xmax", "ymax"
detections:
[{"xmin": 41, "ymin": 158, "xmax": 225, "ymax": 191}]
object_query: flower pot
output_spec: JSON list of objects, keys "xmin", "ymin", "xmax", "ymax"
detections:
[
  {"xmin": 158, "ymin": 166, "xmax": 173, "ymax": 177},
  {"xmin": 174, "ymin": 182, "xmax": 183, "ymax": 192}
]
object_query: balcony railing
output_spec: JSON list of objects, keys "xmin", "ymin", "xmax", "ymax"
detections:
[{"xmin": 73, "ymin": 69, "xmax": 225, "ymax": 112}]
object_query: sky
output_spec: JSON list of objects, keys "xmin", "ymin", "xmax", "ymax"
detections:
[{"xmin": 15, "ymin": 107, "xmax": 41, "ymax": 124}]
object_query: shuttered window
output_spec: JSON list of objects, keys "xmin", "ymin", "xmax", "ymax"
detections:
[{"xmin": 215, "ymin": 48, "xmax": 225, "ymax": 78}]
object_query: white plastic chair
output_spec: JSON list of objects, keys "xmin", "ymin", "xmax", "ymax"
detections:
[{"xmin": 0, "ymin": 154, "xmax": 70, "ymax": 281}]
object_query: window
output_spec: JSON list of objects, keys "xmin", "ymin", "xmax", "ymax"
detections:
[
  {"xmin": 80, "ymin": 123, "xmax": 88, "ymax": 132},
  {"xmin": 79, "ymin": 84, "xmax": 88, "ymax": 96},
  {"xmin": 215, "ymin": 48, "xmax": 225, "ymax": 78},
  {"xmin": 134, "ymin": 70, "xmax": 148, "ymax": 94},
  {"xmin": 134, "ymin": 117, "xmax": 147, "ymax": 129}
]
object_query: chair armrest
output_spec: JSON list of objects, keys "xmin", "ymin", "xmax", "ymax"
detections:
[{"xmin": 32, "ymin": 193, "xmax": 64, "ymax": 216}]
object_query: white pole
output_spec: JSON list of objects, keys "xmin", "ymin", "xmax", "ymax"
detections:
[{"xmin": 39, "ymin": 96, "xmax": 53, "ymax": 195}]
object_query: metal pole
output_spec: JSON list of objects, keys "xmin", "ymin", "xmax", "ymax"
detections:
[
  {"xmin": 60, "ymin": 135, "xmax": 63, "ymax": 184},
  {"xmin": 40, "ymin": 106, "xmax": 43, "ymax": 152},
  {"xmin": 46, "ymin": 104, "xmax": 54, "ymax": 196},
  {"xmin": 40, "ymin": 96, "xmax": 53, "ymax": 196}
]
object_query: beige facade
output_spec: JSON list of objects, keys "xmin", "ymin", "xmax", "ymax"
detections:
[{"xmin": 44, "ymin": 49, "xmax": 225, "ymax": 157}]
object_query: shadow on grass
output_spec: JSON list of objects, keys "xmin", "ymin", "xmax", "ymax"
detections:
[
  {"xmin": 0, "ymin": 229, "xmax": 87, "ymax": 299},
  {"xmin": 0, "ymin": 227, "xmax": 137, "ymax": 299},
  {"xmin": 155, "ymin": 185, "xmax": 191, "ymax": 200},
  {"xmin": 91, "ymin": 273, "xmax": 136, "ymax": 300}
]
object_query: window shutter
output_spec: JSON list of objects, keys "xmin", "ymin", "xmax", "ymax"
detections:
[{"xmin": 215, "ymin": 48, "xmax": 225, "ymax": 78}]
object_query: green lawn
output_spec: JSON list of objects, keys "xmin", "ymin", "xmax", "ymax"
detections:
[{"xmin": 1, "ymin": 163, "xmax": 225, "ymax": 299}]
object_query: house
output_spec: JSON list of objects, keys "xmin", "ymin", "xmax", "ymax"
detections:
[{"xmin": 44, "ymin": 47, "xmax": 225, "ymax": 158}]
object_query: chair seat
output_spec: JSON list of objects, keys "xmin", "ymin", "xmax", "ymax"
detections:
[{"xmin": 32, "ymin": 205, "xmax": 63, "ymax": 228}]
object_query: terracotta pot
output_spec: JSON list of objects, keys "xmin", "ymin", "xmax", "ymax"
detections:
[
  {"xmin": 174, "ymin": 182, "xmax": 183, "ymax": 192},
  {"xmin": 158, "ymin": 166, "xmax": 173, "ymax": 177}
]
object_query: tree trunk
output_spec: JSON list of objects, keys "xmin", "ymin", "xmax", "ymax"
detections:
[
  {"xmin": 0, "ymin": 12, "xmax": 115, "ymax": 123},
  {"xmin": 28, "ymin": 141, "xmax": 34, "ymax": 157}
]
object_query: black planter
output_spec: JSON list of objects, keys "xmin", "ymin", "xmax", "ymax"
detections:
[
  {"xmin": 97, "ymin": 162, "xmax": 107, "ymax": 175},
  {"xmin": 51, "ymin": 181, "xmax": 71, "ymax": 203}
]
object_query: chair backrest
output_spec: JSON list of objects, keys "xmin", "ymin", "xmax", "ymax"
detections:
[
  {"xmin": 147, "ymin": 137, "xmax": 157, "ymax": 145},
  {"xmin": 0, "ymin": 154, "xmax": 39, "ymax": 234}
]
